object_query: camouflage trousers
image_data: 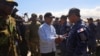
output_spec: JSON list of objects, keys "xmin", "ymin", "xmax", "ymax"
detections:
[
  {"xmin": 0, "ymin": 44, "xmax": 9, "ymax": 56},
  {"xmin": 0, "ymin": 44, "xmax": 18, "ymax": 56},
  {"xmin": 28, "ymin": 39, "xmax": 41, "ymax": 56}
]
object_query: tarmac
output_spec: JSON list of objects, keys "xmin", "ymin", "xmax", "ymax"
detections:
[{"xmin": 27, "ymin": 42, "xmax": 100, "ymax": 56}]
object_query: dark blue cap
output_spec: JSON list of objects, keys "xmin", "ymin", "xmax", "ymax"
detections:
[
  {"xmin": 44, "ymin": 12, "xmax": 55, "ymax": 18},
  {"xmin": 67, "ymin": 8, "xmax": 80, "ymax": 17}
]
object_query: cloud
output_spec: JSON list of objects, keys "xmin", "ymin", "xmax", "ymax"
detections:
[
  {"xmin": 46, "ymin": 6, "xmax": 100, "ymax": 20},
  {"xmin": 17, "ymin": 6, "xmax": 100, "ymax": 21},
  {"xmin": 81, "ymin": 7, "xmax": 100, "ymax": 19}
]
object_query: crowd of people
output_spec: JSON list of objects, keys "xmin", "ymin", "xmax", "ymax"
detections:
[{"xmin": 0, "ymin": 0, "xmax": 100, "ymax": 56}]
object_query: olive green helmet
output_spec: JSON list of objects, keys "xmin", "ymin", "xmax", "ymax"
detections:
[{"xmin": 0, "ymin": 0, "xmax": 18, "ymax": 6}]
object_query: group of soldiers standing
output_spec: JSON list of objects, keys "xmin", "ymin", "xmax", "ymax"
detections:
[
  {"xmin": 0, "ymin": 0, "xmax": 41, "ymax": 56},
  {"xmin": 0, "ymin": 0, "xmax": 100, "ymax": 56},
  {"xmin": 0, "ymin": 0, "xmax": 18, "ymax": 56}
]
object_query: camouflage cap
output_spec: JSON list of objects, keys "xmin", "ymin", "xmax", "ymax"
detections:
[
  {"xmin": 31, "ymin": 13, "xmax": 37, "ymax": 18},
  {"xmin": 0, "ymin": 0, "xmax": 18, "ymax": 6}
]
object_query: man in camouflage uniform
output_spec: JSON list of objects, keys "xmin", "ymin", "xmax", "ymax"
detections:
[
  {"xmin": 0, "ymin": 0, "xmax": 18, "ymax": 56},
  {"xmin": 28, "ymin": 13, "xmax": 41, "ymax": 56}
]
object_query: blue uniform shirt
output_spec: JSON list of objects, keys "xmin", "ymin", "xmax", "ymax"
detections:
[
  {"xmin": 58, "ymin": 22, "xmax": 70, "ymax": 56},
  {"xmin": 88, "ymin": 23, "xmax": 96, "ymax": 40},
  {"xmin": 66, "ymin": 19, "xmax": 88, "ymax": 56}
]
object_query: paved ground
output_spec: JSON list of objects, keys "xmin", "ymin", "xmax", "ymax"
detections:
[{"xmin": 27, "ymin": 42, "xmax": 100, "ymax": 56}]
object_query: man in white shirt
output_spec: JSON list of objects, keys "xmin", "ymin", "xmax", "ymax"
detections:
[{"xmin": 38, "ymin": 12, "xmax": 62, "ymax": 56}]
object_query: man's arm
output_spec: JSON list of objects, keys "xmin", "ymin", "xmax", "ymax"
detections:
[
  {"xmin": 74, "ymin": 28, "xmax": 88, "ymax": 55},
  {"xmin": 38, "ymin": 27, "xmax": 49, "ymax": 44}
]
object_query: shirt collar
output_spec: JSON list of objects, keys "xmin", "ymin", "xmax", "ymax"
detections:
[{"xmin": 44, "ymin": 23, "xmax": 52, "ymax": 27}]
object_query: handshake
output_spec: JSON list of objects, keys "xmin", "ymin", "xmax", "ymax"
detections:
[{"xmin": 55, "ymin": 34, "xmax": 67, "ymax": 44}]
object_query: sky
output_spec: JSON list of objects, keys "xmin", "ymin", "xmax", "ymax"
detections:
[{"xmin": 15, "ymin": 0, "xmax": 100, "ymax": 20}]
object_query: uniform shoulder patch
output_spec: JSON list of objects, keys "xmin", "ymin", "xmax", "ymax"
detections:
[{"xmin": 77, "ymin": 28, "xmax": 85, "ymax": 33}]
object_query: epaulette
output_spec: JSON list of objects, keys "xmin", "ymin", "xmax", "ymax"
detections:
[{"xmin": 37, "ymin": 21, "xmax": 41, "ymax": 25}]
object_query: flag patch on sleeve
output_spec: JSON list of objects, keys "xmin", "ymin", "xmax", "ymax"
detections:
[{"xmin": 77, "ymin": 28, "xmax": 85, "ymax": 33}]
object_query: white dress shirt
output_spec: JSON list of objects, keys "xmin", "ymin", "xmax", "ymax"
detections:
[{"xmin": 38, "ymin": 23, "xmax": 56, "ymax": 53}]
